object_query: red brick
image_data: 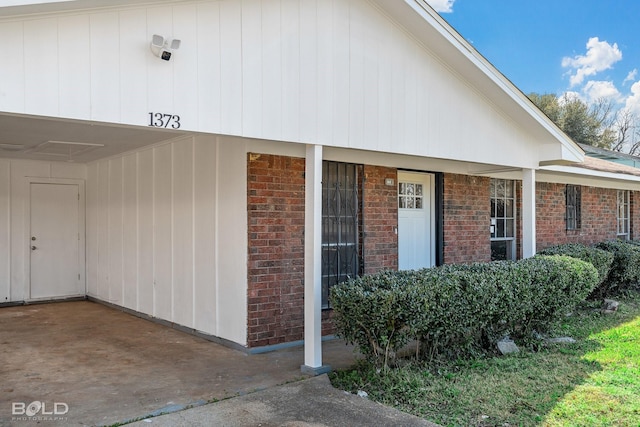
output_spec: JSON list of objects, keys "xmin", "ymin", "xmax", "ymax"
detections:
[
  {"xmin": 536, "ymin": 183, "xmax": 621, "ymax": 249},
  {"xmin": 363, "ymin": 165, "xmax": 398, "ymax": 274},
  {"xmin": 247, "ymin": 153, "xmax": 306, "ymax": 347},
  {"xmin": 443, "ymin": 173, "xmax": 491, "ymax": 263}
]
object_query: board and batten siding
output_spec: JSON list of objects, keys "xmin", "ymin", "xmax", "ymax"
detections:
[
  {"xmin": 1, "ymin": 0, "xmax": 539, "ymax": 169},
  {"xmin": 85, "ymin": 135, "xmax": 248, "ymax": 345}
]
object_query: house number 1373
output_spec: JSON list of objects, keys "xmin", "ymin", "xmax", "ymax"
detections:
[{"xmin": 148, "ymin": 112, "xmax": 181, "ymax": 129}]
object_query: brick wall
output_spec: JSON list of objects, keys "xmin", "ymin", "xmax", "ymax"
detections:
[
  {"xmin": 515, "ymin": 181, "xmax": 523, "ymax": 259},
  {"xmin": 632, "ymin": 191, "xmax": 640, "ymax": 240},
  {"xmin": 247, "ymin": 153, "xmax": 306, "ymax": 347},
  {"xmin": 363, "ymin": 165, "xmax": 398, "ymax": 273},
  {"xmin": 536, "ymin": 182, "xmax": 619, "ymax": 250},
  {"xmin": 535, "ymin": 182, "xmax": 564, "ymax": 248},
  {"xmin": 247, "ymin": 155, "xmax": 399, "ymax": 347},
  {"xmin": 247, "ymin": 155, "xmax": 640, "ymax": 347},
  {"xmin": 443, "ymin": 173, "xmax": 491, "ymax": 263}
]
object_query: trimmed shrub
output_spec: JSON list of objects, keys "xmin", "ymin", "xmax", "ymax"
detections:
[
  {"xmin": 412, "ymin": 262, "xmax": 532, "ymax": 359},
  {"xmin": 330, "ymin": 270, "xmax": 421, "ymax": 365},
  {"xmin": 537, "ymin": 243, "xmax": 613, "ymax": 288},
  {"xmin": 518, "ymin": 255, "xmax": 599, "ymax": 336},
  {"xmin": 330, "ymin": 256, "xmax": 599, "ymax": 366},
  {"xmin": 595, "ymin": 240, "xmax": 640, "ymax": 296}
]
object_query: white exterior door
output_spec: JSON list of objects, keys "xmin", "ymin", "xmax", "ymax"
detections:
[
  {"xmin": 30, "ymin": 183, "xmax": 83, "ymax": 299},
  {"xmin": 398, "ymin": 172, "xmax": 435, "ymax": 270}
]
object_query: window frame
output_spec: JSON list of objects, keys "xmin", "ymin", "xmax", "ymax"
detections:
[
  {"xmin": 617, "ymin": 189, "xmax": 630, "ymax": 239},
  {"xmin": 566, "ymin": 184, "xmax": 582, "ymax": 231},
  {"xmin": 398, "ymin": 181, "xmax": 425, "ymax": 210},
  {"xmin": 490, "ymin": 178, "xmax": 516, "ymax": 261}
]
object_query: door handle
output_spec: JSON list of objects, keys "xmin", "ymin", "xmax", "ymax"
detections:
[{"xmin": 31, "ymin": 246, "xmax": 37, "ymax": 250}]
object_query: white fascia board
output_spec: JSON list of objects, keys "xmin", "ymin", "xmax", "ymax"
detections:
[
  {"xmin": 0, "ymin": 0, "xmax": 69, "ymax": 6},
  {"xmin": 539, "ymin": 164, "xmax": 640, "ymax": 190},
  {"xmin": 371, "ymin": 0, "xmax": 582, "ymax": 164},
  {"xmin": 0, "ymin": 0, "xmax": 182, "ymax": 17}
]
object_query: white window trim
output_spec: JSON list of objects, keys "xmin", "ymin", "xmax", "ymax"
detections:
[
  {"xmin": 617, "ymin": 190, "xmax": 630, "ymax": 239},
  {"xmin": 490, "ymin": 179, "xmax": 516, "ymax": 261}
]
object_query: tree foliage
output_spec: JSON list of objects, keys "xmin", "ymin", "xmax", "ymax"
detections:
[
  {"xmin": 529, "ymin": 93, "xmax": 618, "ymax": 149},
  {"xmin": 611, "ymin": 108, "xmax": 640, "ymax": 155}
]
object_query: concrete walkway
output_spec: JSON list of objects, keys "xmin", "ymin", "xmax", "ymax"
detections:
[
  {"xmin": 127, "ymin": 374, "xmax": 437, "ymax": 427},
  {"xmin": 0, "ymin": 301, "xmax": 439, "ymax": 426}
]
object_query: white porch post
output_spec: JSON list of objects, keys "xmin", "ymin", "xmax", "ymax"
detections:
[
  {"xmin": 522, "ymin": 168, "xmax": 536, "ymax": 258},
  {"xmin": 301, "ymin": 144, "xmax": 330, "ymax": 375}
]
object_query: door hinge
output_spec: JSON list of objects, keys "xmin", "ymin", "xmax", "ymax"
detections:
[
  {"xmin": 78, "ymin": 274, "xmax": 80, "ymax": 280},
  {"xmin": 77, "ymin": 193, "xmax": 80, "ymax": 200}
]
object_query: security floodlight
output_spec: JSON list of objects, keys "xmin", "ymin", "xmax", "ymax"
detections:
[{"xmin": 150, "ymin": 34, "xmax": 181, "ymax": 61}]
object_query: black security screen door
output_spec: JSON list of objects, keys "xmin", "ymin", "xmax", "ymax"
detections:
[{"xmin": 321, "ymin": 161, "xmax": 363, "ymax": 308}]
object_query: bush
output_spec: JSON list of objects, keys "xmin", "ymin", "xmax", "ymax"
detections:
[
  {"xmin": 537, "ymin": 243, "xmax": 613, "ymax": 289},
  {"xmin": 331, "ymin": 256, "xmax": 599, "ymax": 366},
  {"xmin": 518, "ymin": 255, "xmax": 599, "ymax": 336},
  {"xmin": 411, "ymin": 262, "xmax": 532, "ymax": 360},
  {"xmin": 595, "ymin": 240, "xmax": 640, "ymax": 296},
  {"xmin": 330, "ymin": 270, "xmax": 421, "ymax": 365}
]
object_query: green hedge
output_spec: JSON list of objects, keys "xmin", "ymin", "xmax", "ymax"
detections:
[
  {"xmin": 410, "ymin": 261, "xmax": 532, "ymax": 360},
  {"xmin": 594, "ymin": 240, "xmax": 640, "ymax": 296},
  {"xmin": 331, "ymin": 256, "xmax": 599, "ymax": 366},
  {"xmin": 330, "ymin": 270, "xmax": 421, "ymax": 365},
  {"xmin": 518, "ymin": 255, "xmax": 599, "ymax": 332},
  {"xmin": 537, "ymin": 243, "xmax": 613, "ymax": 287}
]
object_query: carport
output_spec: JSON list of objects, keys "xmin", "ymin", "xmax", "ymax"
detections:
[
  {"xmin": 1, "ymin": 0, "xmax": 589, "ymax": 382},
  {"xmin": 0, "ymin": 300, "xmax": 357, "ymax": 426}
]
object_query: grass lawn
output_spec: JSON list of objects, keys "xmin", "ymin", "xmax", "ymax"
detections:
[{"xmin": 329, "ymin": 294, "xmax": 640, "ymax": 427}]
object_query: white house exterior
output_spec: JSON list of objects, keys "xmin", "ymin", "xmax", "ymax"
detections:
[{"xmin": 1, "ymin": 0, "xmax": 637, "ymax": 373}]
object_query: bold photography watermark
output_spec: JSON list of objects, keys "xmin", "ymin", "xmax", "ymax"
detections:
[{"xmin": 11, "ymin": 401, "xmax": 69, "ymax": 422}]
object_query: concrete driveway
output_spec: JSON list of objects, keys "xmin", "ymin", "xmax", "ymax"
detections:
[{"xmin": 0, "ymin": 301, "xmax": 360, "ymax": 426}]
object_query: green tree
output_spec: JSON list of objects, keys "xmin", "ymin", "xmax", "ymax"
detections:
[{"xmin": 529, "ymin": 93, "xmax": 616, "ymax": 149}]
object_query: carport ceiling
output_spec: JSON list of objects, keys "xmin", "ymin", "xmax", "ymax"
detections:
[{"xmin": 0, "ymin": 114, "xmax": 188, "ymax": 163}]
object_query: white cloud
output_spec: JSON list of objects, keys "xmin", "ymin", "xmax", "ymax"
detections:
[
  {"xmin": 624, "ymin": 69, "xmax": 638, "ymax": 84},
  {"xmin": 426, "ymin": 0, "xmax": 455, "ymax": 13},
  {"xmin": 583, "ymin": 80, "xmax": 621, "ymax": 103},
  {"xmin": 562, "ymin": 37, "xmax": 622, "ymax": 87},
  {"xmin": 624, "ymin": 81, "xmax": 640, "ymax": 116}
]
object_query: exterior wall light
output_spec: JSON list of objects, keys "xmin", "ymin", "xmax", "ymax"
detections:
[{"xmin": 150, "ymin": 34, "xmax": 181, "ymax": 61}]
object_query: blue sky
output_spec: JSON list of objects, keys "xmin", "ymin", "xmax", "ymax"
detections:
[{"xmin": 427, "ymin": 0, "xmax": 640, "ymax": 115}]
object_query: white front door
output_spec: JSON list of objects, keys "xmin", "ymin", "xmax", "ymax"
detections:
[
  {"xmin": 398, "ymin": 172, "xmax": 435, "ymax": 270},
  {"xmin": 30, "ymin": 183, "xmax": 83, "ymax": 299}
]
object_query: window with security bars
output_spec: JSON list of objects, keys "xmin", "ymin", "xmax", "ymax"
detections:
[
  {"xmin": 617, "ymin": 190, "xmax": 630, "ymax": 239},
  {"xmin": 566, "ymin": 185, "xmax": 581, "ymax": 230},
  {"xmin": 321, "ymin": 161, "xmax": 363, "ymax": 309},
  {"xmin": 490, "ymin": 179, "xmax": 516, "ymax": 261}
]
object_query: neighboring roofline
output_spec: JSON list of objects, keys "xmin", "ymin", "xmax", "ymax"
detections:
[{"xmin": 579, "ymin": 143, "xmax": 640, "ymax": 162}]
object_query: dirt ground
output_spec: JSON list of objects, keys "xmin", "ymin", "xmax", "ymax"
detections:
[{"xmin": 0, "ymin": 300, "xmax": 358, "ymax": 426}]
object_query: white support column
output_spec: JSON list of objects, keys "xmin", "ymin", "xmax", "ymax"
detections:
[
  {"xmin": 522, "ymin": 168, "xmax": 536, "ymax": 258},
  {"xmin": 301, "ymin": 144, "xmax": 330, "ymax": 375}
]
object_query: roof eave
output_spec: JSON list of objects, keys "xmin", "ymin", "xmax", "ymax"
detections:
[{"xmin": 370, "ymin": 0, "xmax": 583, "ymax": 165}]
